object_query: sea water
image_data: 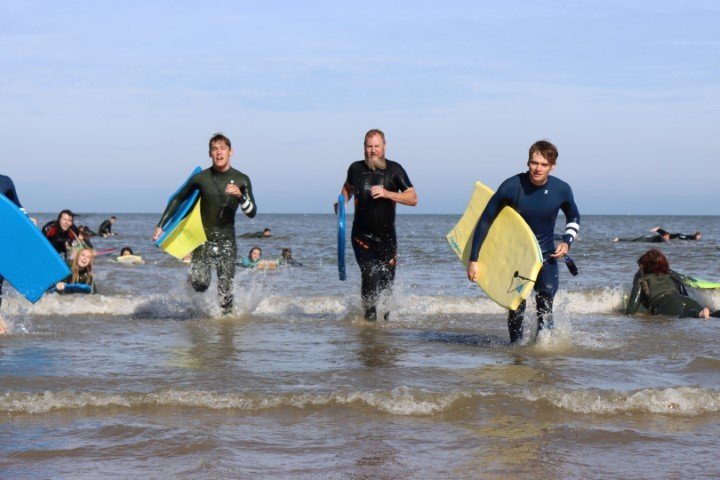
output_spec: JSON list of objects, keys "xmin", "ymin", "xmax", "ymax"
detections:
[{"xmin": 1, "ymin": 213, "xmax": 720, "ymax": 479}]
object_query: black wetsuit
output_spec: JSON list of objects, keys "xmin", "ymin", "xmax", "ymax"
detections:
[
  {"xmin": 1, "ymin": 174, "xmax": 25, "ymax": 309},
  {"xmin": 626, "ymin": 273, "xmax": 719, "ymax": 318},
  {"xmin": 615, "ymin": 235, "xmax": 667, "ymax": 243},
  {"xmin": 655, "ymin": 228, "xmax": 700, "ymax": 240},
  {"xmin": 44, "ymin": 222, "xmax": 79, "ymax": 258},
  {"xmin": 157, "ymin": 166, "xmax": 256, "ymax": 314},
  {"xmin": 345, "ymin": 159, "xmax": 413, "ymax": 320},
  {"xmin": 98, "ymin": 219, "xmax": 113, "ymax": 236},
  {"xmin": 469, "ymin": 173, "xmax": 580, "ymax": 342}
]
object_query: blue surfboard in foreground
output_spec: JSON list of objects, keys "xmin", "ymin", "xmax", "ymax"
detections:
[
  {"xmin": 0, "ymin": 194, "xmax": 70, "ymax": 303},
  {"xmin": 338, "ymin": 194, "xmax": 346, "ymax": 281}
]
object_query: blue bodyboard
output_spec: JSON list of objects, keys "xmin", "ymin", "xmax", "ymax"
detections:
[
  {"xmin": 338, "ymin": 194, "xmax": 346, "ymax": 281},
  {"xmin": 0, "ymin": 194, "xmax": 70, "ymax": 303},
  {"xmin": 155, "ymin": 166, "xmax": 202, "ymax": 247}
]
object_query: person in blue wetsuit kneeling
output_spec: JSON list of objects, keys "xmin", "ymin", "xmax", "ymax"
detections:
[{"xmin": 467, "ymin": 140, "xmax": 580, "ymax": 343}]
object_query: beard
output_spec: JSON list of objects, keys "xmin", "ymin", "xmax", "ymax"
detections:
[{"xmin": 364, "ymin": 155, "xmax": 386, "ymax": 170}]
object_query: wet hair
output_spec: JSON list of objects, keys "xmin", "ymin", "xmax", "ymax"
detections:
[
  {"xmin": 528, "ymin": 140, "xmax": 558, "ymax": 165},
  {"xmin": 56, "ymin": 209, "xmax": 75, "ymax": 223},
  {"xmin": 364, "ymin": 129, "xmax": 386, "ymax": 144},
  {"xmin": 637, "ymin": 249, "xmax": 670, "ymax": 275},
  {"xmin": 282, "ymin": 248, "xmax": 292, "ymax": 258},
  {"xmin": 70, "ymin": 248, "xmax": 94, "ymax": 284},
  {"xmin": 120, "ymin": 246, "xmax": 133, "ymax": 256},
  {"xmin": 263, "ymin": 228, "xmax": 271, "ymax": 233},
  {"xmin": 209, "ymin": 132, "xmax": 232, "ymax": 151},
  {"xmin": 249, "ymin": 247, "xmax": 262, "ymax": 256},
  {"xmin": 110, "ymin": 216, "xmax": 116, "ymax": 220}
]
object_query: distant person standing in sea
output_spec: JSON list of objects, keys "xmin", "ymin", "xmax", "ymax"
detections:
[
  {"xmin": 335, "ymin": 129, "xmax": 418, "ymax": 321},
  {"xmin": 153, "ymin": 133, "xmax": 257, "ymax": 316},
  {"xmin": 467, "ymin": 140, "xmax": 580, "ymax": 343},
  {"xmin": 0, "ymin": 173, "xmax": 32, "ymax": 334}
]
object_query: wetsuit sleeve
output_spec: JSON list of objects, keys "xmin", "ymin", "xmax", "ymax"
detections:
[
  {"xmin": 468, "ymin": 180, "xmax": 515, "ymax": 262},
  {"xmin": 560, "ymin": 186, "xmax": 580, "ymax": 248},
  {"xmin": 1, "ymin": 176, "xmax": 25, "ymax": 212},
  {"xmin": 392, "ymin": 163, "xmax": 413, "ymax": 192},
  {"xmin": 673, "ymin": 233, "xmax": 695, "ymax": 240},
  {"xmin": 239, "ymin": 177, "xmax": 256, "ymax": 219},
  {"xmin": 156, "ymin": 176, "xmax": 199, "ymax": 228},
  {"xmin": 625, "ymin": 279, "xmax": 645, "ymax": 315}
]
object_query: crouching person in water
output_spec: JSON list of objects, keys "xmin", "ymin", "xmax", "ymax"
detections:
[
  {"xmin": 625, "ymin": 249, "xmax": 720, "ymax": 319},
  {"xmin": 152, "ymin": 133, "xmax": 257, "ymax": 315},
  {"xmin": 55, "ymin": 248, "xmax": 97, "ymax": 294}
]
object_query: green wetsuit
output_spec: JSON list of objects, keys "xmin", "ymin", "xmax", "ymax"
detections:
[
  {"xmin": 157, "ymin": 166, "xmax": 257, "ymax": 314},
  {"xmin": 625, "ymin": 273, "xmax": 716, "ymax": 318}
]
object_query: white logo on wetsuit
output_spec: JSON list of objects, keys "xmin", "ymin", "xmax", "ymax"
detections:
[{"xmin": 544, "ymin": 189, "xmax": 549, "ymax": 194}]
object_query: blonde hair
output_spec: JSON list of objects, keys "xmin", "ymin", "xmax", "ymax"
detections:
[{"xmin": 70, "ymin": 248, "xmax": 94, "ymax": 284}]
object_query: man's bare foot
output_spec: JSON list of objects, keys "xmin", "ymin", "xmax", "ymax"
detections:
[
  {"xmin": 0, "ymin": 316, "xmax": 8, "ymax": 335},
  {"xmin": 699, "ymin": 308, "xmax": 710, "ymax": 319}
]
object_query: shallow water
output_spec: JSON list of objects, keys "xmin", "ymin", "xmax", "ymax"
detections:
[{"xmin": 2, "ymin": 213, "xmax": 720, "ymax": 479}]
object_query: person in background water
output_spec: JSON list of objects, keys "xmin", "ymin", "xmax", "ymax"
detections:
[
  {"xmin": 240, "ymin": 228, "xmax": 272, "ymax": 239},
  {"xmin": 153, "ymin": 133, "xmax": 257, "ymax": 316},
  {"xmin": 98, "ymin": 216, "xmax": 116, "ymax": 237},
  {"xmin": 239, "ymin": 247, "xmax": 262, "ymax": 268},
  {"xmin": 625, "ymin": 249, "xmax": 719, "ymax": 318},
  {"xmin": 0, "ymin": 173, "xmax": 34, "ymax": 334},
  {"xmin": 44, "ymin": 209, "xmax": 79, "ymax": 259},
  {"xmin": 278, "ymin": 248, "xmax": 302, "ymax": 266},
  {"xmin": 336, "ymin": 129, "xmax": 418, "ymax": 321},
  {"xmin": 613, "ymin": 230, "xmax": 670, "ymax": 243},
  {"xmin": 650, "ymin": 227, "xmax": 702, "ymax": 241},
  {"xmin": 117, "ymin": 246, "xmax": 144, "ymax": 264},
  {"xmin": 467, "ymin": 140, "xmax": 580, "ymax": 343},
  {"xmin": 55, "ymin": 247, "xmax": 97, "ymax": 294}
]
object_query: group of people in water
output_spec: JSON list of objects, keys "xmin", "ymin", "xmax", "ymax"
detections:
[{"xmin": 2, "ymin": 131, "xmax": 718, "ymax": 340}]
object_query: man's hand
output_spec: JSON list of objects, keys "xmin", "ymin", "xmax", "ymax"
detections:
[
  {"xmin": 370, "ymin": 185, "xmax": 389, "ymax": 199},
  {"xmin": 467, "ymin": 261, "xmax": 482, "ymax": 282},
  {"xmin": 226, "ymin": 183, "xmax": 242, "ymax": 198},
  {"xmin": 550, "ymin": 242, "xmax": 569, "ymax": 258},
  {"xmin": 152, "ymin": 227, "xmax": 163, "ymax": 241}
]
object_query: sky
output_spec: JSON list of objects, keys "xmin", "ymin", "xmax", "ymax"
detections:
[{"xmin": 1, "ymin": 0, "xmax": 718, "ymax": 214}]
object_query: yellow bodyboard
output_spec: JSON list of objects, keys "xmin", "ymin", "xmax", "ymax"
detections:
[
  {"xmin": 446, "ymin": 181, "xmax": 544, "ymax": 310},
  {"xmin": 159, "ymin": 199, "xmax": 207, "ymax": 260}
]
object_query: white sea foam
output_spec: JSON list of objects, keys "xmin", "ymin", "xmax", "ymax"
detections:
[
  {"xmin": 0, "ymin": 288, "xmax": 655, "ymax": 319},
  {"xmin": 524, "ymin": 386, "xmax": 720, "ymax": 416},
  {"xmin": 0, "ymin": 386, "xmax": 468, "ymax": 416}
]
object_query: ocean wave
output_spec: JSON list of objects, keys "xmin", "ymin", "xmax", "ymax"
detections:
[
  {"xmin": 524, "ymin": 386, "xmax": 720, "ymax": 416},
  {"xmin": 0, "ymin": 386, "xmax": 467, "ymax": 416},
  {"xmin": 4, "ymin": 385, "xmax": 718, "ymax": 417}
]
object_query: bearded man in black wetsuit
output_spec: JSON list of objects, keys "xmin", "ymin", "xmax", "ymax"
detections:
[
  {"xmin": 153, "ymin": 133, "xmax": 257, "ymax": 315},
  {"xmin": 336, "ymin": 129, "xmax": 418, "ymax": 321}
]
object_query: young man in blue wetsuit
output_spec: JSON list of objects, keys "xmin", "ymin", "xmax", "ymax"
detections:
[
  {"xmin": 467, "ymin": 140, "xmax": 580, "ymax": 343},
  {"xmin": 336, "ymin": 129, "xmax": 418, "ymax": 321}
]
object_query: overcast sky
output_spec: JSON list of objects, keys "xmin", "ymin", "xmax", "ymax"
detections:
[{"xmin": 1, "ymin": 0, "xmax": 718, "ymax": 214}]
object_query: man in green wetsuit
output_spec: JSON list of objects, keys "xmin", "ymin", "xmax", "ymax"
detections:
[{"xmin": 153, "ymin": 133, "xmax": 257, "ymax": 315}]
